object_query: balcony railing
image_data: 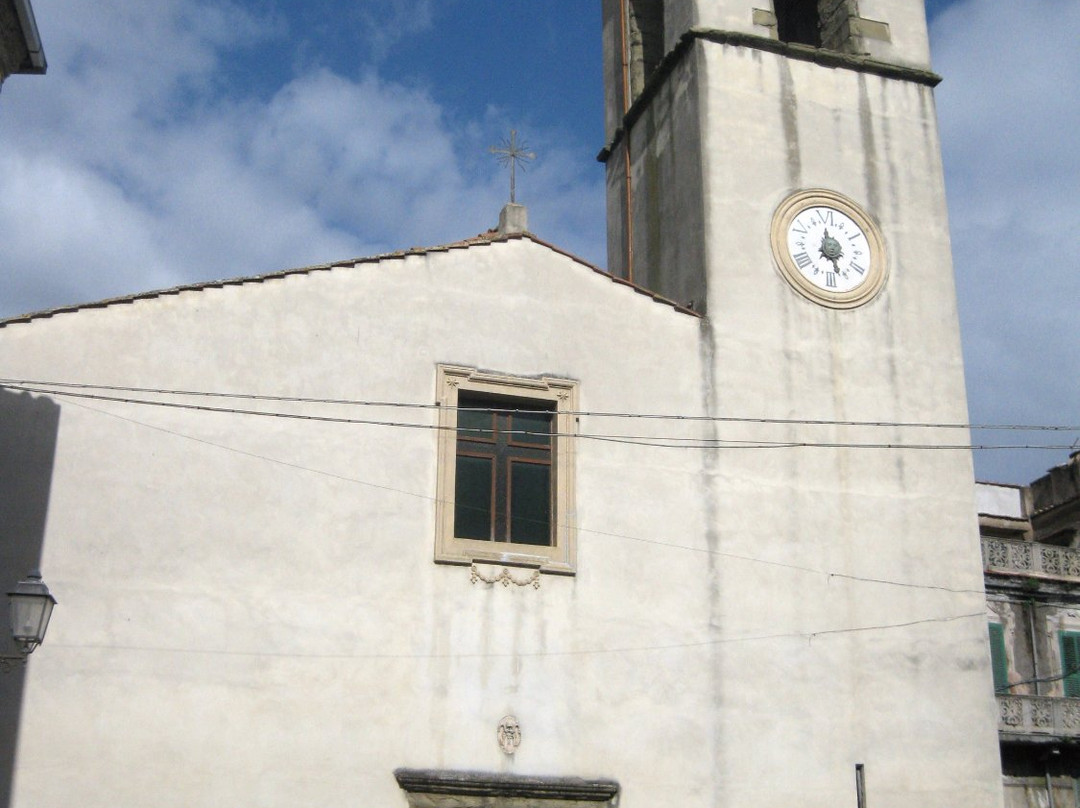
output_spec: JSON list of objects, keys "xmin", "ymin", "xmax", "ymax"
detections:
[
  {"xmin": 983, "ymin": 537, "xmax": 1080, "ymax": 582},
  {"xmin": 998, "ymin": 694, "xmax": 1080, "ymax": 737}
]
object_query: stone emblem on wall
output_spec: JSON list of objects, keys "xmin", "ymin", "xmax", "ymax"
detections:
[{"xmin": 497, "ymin": 715, "xmax": 521, "ymax": 754}]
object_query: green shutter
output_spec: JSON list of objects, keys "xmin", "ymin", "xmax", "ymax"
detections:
[
  {"xmin": 1061, "ymin": 632, "xmax": 1080, "ymax": 697},
  {"xmin": 988, "ymin": 623, "xmax": 1009, "ymax": 693}
]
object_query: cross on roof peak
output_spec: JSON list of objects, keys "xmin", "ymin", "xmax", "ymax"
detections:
[{"xmin": 489, "ymin": 130, "xmax": 536, "ymax": 205}]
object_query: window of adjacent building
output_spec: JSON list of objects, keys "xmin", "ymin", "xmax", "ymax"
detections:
[
  {"xmin": 988, "ymin": 622, "xmax": 1009, "ymax": 693},
  {"xmin": 435, "ymin": 366, "xmax": 578, "ymax": 574},
  {"xmin": 1061, "ymin": 631, "xmax": 1080, "ymax": 697}
]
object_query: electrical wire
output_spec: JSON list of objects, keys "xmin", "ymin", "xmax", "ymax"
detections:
[
  {"xmin": 2, "ymin": 377, "xmax": 1075, "ymax": 432},
  {"xmin": 1, "ymin": 382, "xmax": 1074, "ymax": 452},
  {"xmin": 997, "ymin": 665, "xmax": 1080, "ymax": 693},
  {"xmin": 59, "ymin": 395, "xmax": 991, "ymax": 598},
  {"xmin": 0, "ymin": 386, "xmax": 1002, "ymax": 659}
]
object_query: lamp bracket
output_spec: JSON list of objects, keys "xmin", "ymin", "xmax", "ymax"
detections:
[{"xmin": 0, "ymin": 655, "xmax": 28, "ymax": 674}]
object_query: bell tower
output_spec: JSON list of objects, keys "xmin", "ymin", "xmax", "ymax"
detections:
[
  {"xmin": 600, "ymin": 2, "xmax": 1005, "ymax": 806},
  {"xmin": 601, "ymin": 0, "xmax": 938, "ymax": 305}
]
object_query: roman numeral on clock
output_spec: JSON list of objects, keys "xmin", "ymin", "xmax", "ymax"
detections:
[
  {"xmin": 826, "ymin": 272, "xmax": 837, "ymax": 288},
  {"xmin": 793, "ymin": 252, "xmax": 813, "ymax": 269}
]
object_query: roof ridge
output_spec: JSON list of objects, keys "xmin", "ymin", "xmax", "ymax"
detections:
[{"xmin": 0, "ymin": 231, "xmax": 699, "ymax": 326}]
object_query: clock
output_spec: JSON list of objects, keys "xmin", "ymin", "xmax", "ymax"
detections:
[{"xmin": 770, "ymin": 189, "xmax": 887, "ymax": 309}]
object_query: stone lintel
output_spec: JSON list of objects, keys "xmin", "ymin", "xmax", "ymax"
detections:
[{"xmin": 394, "ymin": 769, "xmax": 620, "ymax": 805}]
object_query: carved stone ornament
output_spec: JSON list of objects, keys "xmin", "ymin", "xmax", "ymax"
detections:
[
  {"xmin": 999, "ymin": 697, "xmax": 1023, "ymax": 727},
  {"xmin": 1064, "ymin": 701, "xmax": 1080, "ymax": 730},
  {"xmin": 471, "ymin": 564, "xmax": 541, "ymax": 589},
  {"xmin": 497, "ymin": 715, "xmax": 522, "ymax": 755},
  {"xmin": 1032, "ymin": 699, "xmax": 1053, "ymax": 728}
]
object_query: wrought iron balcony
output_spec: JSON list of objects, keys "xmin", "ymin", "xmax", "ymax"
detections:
[
  {"xmin": 983, "ymin": 537, "xmax": 1080, "ymax": 582},
  {"xmin": 998, "ymin": 694, "xmax": 1080, "ymax": 738}
]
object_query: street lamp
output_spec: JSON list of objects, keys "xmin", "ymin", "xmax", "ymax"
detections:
[{"xmin": 2, "ymin": 571, "xmax": 56, "ymax": 670}]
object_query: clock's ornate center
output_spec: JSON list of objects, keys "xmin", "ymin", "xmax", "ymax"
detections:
[{"xmin": 820, "ymin": 230, "xmax": 843, "ymax": 262}]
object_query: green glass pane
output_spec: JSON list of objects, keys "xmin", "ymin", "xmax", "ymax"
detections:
[
  {"xmin": 509, "ymin": 462, "xmax": 551, "ymax": 546},
  {"xmin": 455, "ymin": 455, "xmax": 493, "ymax": 540},
  {"xmin": 458, "ymin": 407, "xmax": 494, "ymax": 440},
  {"xmin": 511, "ymin": 410, "xmax": 553, "ymax": 446}
]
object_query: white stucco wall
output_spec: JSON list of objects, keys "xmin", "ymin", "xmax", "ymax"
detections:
[
  {"xmin": 0, "ymin": 224, "xmax": 1001, "ymax": 808},
  {"xmin": 600, "ymin": 3, "xmax": 1001, "ymax": 803},
  {"xmin": 690, "ymin": 37, "xmax": 1000, "ymax": 808},
  {"xmin": 976, "ymin": 483, "xmax": 1025, "ymax": 520},
  {"xmin": 0, "ymin": 238, "xmax": 728, "ymax": 808}
]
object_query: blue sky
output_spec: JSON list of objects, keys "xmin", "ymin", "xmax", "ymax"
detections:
[{"xmin": 0, "ymin": 0, "xmax": 1076, "ymax": 484}]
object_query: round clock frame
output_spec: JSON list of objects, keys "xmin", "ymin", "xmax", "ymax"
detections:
[{"xmin": 770, "ymin": 189, "xmax": 888, "ymax": 310}]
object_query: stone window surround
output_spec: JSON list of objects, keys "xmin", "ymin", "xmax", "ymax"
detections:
[
  {"xmin": 435, "ymin": 365, "xmax": 578, "ymax": 575},
  {"xmin": 752, "ymin": 3, "xmax": 891, "ymax": 49}
]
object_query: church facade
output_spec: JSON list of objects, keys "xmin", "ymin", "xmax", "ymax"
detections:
[{"xmin": 1, "ymin": 2, "xmax": 1006, "ymax": 807}]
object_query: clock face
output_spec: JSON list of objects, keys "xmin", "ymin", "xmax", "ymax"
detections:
[{"xmin": 771, "ymin": 190, "xmax": 887, "ymax": 309}]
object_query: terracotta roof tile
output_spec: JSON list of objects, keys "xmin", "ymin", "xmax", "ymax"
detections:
[{"xmin": 0, "ymin": 231, "xmax": 699, "ymax": 327}]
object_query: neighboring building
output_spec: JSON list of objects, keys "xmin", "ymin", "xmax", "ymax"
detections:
[
  {"xmin": 0, "ymin": 0, "xmax": 45, "ymax": 88},
  {"xmin": 982, "ymin": 453, "xmax": 1080, "ymax": 807},
  {"xmin": 0, "ymin": 3, "xmax": 1007, "ymax": 808}
]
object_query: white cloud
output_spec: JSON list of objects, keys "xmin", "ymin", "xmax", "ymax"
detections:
[
  {"xmin": 0, "ymin": 0, "xmax": 603, "ymax": 318},
  {"xmin": 353, "ymin": 0, "xmax": 436, "ymax": 62},
  {"xmin": 930, "ymin": 0, "xmax": 1080, "ymax": 482}
]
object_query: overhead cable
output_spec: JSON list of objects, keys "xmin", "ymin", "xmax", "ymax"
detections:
[
  {"xmin": 2, "ymin": 377, "xmax": 1075, "ymax": 432},
  {"xmin": 1, "ymin": 382, "xmax": 1074, "ymax": 452}
]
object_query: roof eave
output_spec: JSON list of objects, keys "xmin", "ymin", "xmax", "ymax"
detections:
[
  {"xmin": 11, "ymin": 0, "xmax": 46, "ymax": 74},
  {"xmin": 0, "ymin": 230, "xmax": 700, "ymax": 327}
]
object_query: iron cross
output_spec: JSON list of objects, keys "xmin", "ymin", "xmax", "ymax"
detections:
[{"xmin": 489, "ymin": 130, "xmax": 536, "ymax": 204}]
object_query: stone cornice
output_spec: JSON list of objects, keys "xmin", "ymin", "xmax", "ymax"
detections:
[
  {"xmin": 393, "ymin": 769, "xmax": 620, "ymax": 803},
  {"xmin": 598, "ymin": 28, "xmax": 942, "ymax": 162}
]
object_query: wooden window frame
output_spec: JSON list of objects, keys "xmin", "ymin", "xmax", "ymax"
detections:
[{"xmin": 435, "ymin": 365, "xmax": 578, "ymax": 575}]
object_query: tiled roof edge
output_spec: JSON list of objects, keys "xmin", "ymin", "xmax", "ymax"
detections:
[
  {"xmin": 516, "ymin": 232, "xmax": 701, "ymax": 318},
  {"xmin": 0, "ymin": 230, "xmax": 700, "ymax": 327}
]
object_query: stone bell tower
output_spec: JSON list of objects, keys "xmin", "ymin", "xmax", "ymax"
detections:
[
  {"xmin": 601, "ymin": 0, "xmax": 940, "ymax": 308},
  {"xmin": 600, "ymin": 2, "xmax": 1005, "ymax": 806}
]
